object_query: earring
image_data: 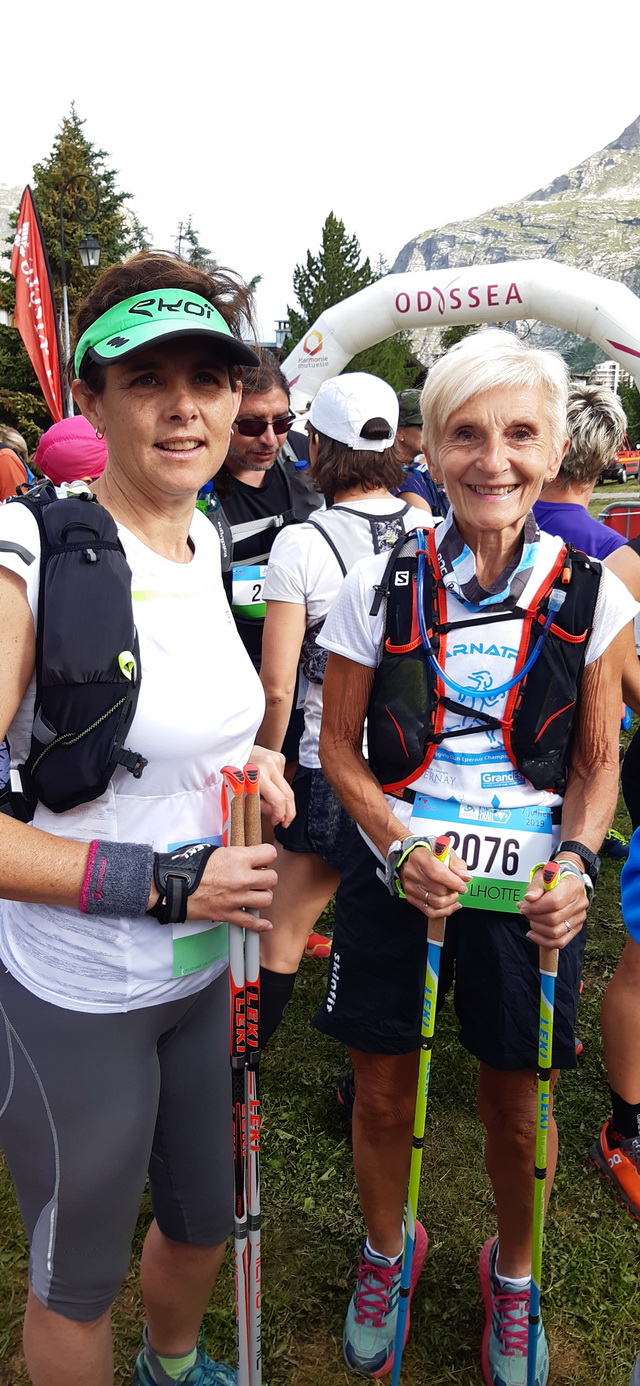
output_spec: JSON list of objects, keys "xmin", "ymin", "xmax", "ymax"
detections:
[{"xmin": 95, "ymin": 428, "xmax": 105, "ymax": 441}]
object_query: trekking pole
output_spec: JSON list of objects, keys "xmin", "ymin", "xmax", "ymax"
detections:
[
  {"xmin": 391, "ymin": 834, "xmax": 452, "ymax": 1386},
  {"xmin": 221, "ymin": 766, "xmax": 250, "ymax": 1386},
  {"xmin": 527, "ymin": 860, "xmax": 560, "ymax": 1386},
  {"xmin": 243, "ymin": 764, "xmax": 262, "ymax": 1386}
]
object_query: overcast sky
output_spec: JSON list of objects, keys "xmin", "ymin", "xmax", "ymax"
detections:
[{"xmin": 3, "ymin": 0, "xmax": 640, "ymax": 340}]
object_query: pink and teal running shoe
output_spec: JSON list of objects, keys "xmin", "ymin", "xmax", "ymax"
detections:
[
  {"xmin": 479, "ymin": 1236, "xmax": 548, "ymax": 1386},
  {"xmin": 132, "ymin": 1329, "xmax": 236, "ymax": 1386},
  {"xmin": 342, "ymin": 1221, "xmax": 428, "ymax": 1377}
]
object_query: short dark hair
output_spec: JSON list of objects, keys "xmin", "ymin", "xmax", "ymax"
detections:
[
  {"xmin": 310, "ymin": 418, "xmax": 403, "ymax": 499},
  {"xmin": 239, "ymin": 346, "xmax": 290, "ymax": 402},
  {"xmin": 70, "ymin": 249, "xmax": 255, "ymax": 393}
]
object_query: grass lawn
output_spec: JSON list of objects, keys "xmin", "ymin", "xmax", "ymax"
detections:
[
  {"xmin": 589, "ymin": 479, "xmax": 640, "ymax": 523},
  {"xmin": 1, "ymin": 787, "xmax": 639, "ymax": 1384}
]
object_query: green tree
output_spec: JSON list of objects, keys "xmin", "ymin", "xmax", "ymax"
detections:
[
  {"xmin": 175, "ymin": 217, "xmax": 215, "ymax": 270},
  {"xmin": 620, "ymin": 381, "xmax": 640, "ymax": 445},
  {"xmin": 0, "ymin": 105, "xmax": 148, "ymax": 437},
  {"xmin": 175, "ymin": 218, "xmax": 262, "ymax": 297},
  {"xmin": 286, "ymin": 213, "xmax": 418, "ymax": 390},
  {"xmin": 439, "ymin": 323, "xmax": 475, "ymax": 353}
]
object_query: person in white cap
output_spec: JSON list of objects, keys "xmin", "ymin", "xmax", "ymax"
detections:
[{"xmin": 256, "ymin": 372, "xmax": 430, "ymax": 1047}]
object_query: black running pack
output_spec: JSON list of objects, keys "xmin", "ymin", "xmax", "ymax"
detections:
[{"xmin": 6, "ymin": 482, "xmax": 147, "ymax": 820}]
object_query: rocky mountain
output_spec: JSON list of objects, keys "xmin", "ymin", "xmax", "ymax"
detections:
[{"xmin": 393, "ymin": 117, "xmax": 640, "ymax": 368}]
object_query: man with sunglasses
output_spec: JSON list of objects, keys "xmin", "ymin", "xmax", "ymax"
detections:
[{"xmin": 216, "ymin": 349, "xmax": 322, "ymax": 674}]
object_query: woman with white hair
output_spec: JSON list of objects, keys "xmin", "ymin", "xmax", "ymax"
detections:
[
  {"xmin": 257, "ymin": 373, "xmax": 428, "ymax": 1044},
  {"xmin": 313, "ymin": 330, "xmax": 636, "ymax": 1386}
]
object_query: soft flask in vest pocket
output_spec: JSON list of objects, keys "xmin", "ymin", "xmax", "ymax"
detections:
[{"xmin": 9, "ymin": 485, "xmax": 147, "ymax": 818}]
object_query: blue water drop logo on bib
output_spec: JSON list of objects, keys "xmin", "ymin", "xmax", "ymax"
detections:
[{"xmin": 491, "ymin": 795, "xmax": 501, "ymax": 808}]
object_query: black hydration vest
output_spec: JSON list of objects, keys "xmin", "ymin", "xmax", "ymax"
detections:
[
  {"xmin": 366, "ymin": 529, "xmax": 602, "ymax": 798},
  {"xmin": 5, "ymin": 482, "xmax": 147, "ymax": 819}
]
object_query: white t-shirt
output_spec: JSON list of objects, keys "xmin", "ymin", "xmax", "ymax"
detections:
[
  {"xmin": 319, "ymin": 527, "xmax": 638, "ymax": 821},
  {"xmin": 0, "ymin": 498, "xmax": 265, "ymax": 1013},
  {"xmin": 263, "ymin": 498, "xmax": 428, "ymax": 767}
]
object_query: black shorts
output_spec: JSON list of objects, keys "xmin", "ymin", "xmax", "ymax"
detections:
[
  {"xmin": 274, "ymin": 765, "xmax": 353, "ymax": 873},
  {"xmin": 622, "ymin": 726, "xmax": 640, "ymax": 833},
  {"xmin": 0, "ymin": 968, "xmax": 232, "ymax": 1322},
  {"xmin": 313, "ymin": 827, "xmax": 585, "ymax": 1071}
]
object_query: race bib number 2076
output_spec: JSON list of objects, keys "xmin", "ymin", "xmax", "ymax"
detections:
[{"xmin": 409, "ymin": 795, "xmax": 554, "ymax": 913}]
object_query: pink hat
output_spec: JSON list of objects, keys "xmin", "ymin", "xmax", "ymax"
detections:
[{"xmin": 33, "ymin": 416, "xmax": 108, "ymax": 486}]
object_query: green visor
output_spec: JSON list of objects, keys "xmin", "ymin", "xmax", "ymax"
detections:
[{"xmin": 74, "ymin": 289, "xmax": 260, "ymax": 377}]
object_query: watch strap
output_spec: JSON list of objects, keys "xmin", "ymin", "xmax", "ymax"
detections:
[{"xmin": 553, "ymin": 840, "xmax": 600, "ymax": 885}]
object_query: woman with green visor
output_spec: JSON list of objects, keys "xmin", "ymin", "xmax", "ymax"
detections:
[{"xmin": 0, "ymin": 250, "xmax": 294, "ymax": 1386}]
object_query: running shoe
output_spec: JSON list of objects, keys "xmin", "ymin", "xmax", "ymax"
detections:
[
  {"xmin": 303, "ymin": 930, "xmax": 332, "ymax": 960},
  {"xmin": 132, "ymin": 1339, "xmax": 236, "ymax": 1386},
  {"xmin": 629, "ymin": 1352, "xmax": 640, "ymax": 1386},
  {"xmin": 600, "ymin": 828, "xmax": 629, "ymax": 861},
  {"xmin": 590, "ymin": 1121, "xmax": 640, "ymax": 1218},
  {"xmin": 342, "ymin": 1222, "xmax": 428, "ymax": 1378},
  {"xmin": 479, "ymin": 1237, "xmax": 548, "ymax": 1386}
]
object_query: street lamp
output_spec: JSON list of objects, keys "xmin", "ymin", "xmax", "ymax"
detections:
[
  {"xmin": 59, "ymin": 174, "xmax": 101, "ymax": 416},
  {"xmin": 78, "ymin": 233, "xmax": 101, "ymax": 270}
]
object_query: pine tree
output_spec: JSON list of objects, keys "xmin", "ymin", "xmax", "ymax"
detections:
[
  {"xmin": 175, "ymin": 217, "xmax": 215, "ymax": 270},
  {"xmin": 30, "ymin": 104, "xmax": 148, "ymax": 323},
  {"xmin": 0, "ymin": 106, "xmax": 148, "ymax": 438},
  {"xmin": 286, "ymin": 214, "xmax": 418, "ymax": 390},
  {"xmin": 620, "ymin": 381, "xmax": 640, "ymax": 445}
]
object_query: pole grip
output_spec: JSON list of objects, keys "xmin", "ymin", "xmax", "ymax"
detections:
[
  {"xmin": 243, "ymin": 765, "xmax": 261, "ymax": 847},
  {"xmin": 539, "ymin": 859, "xmax": 560, "ymax": 977},
  {"xmin": 540, "ymin": 946, "xmax": 559, "ymax": 976}
]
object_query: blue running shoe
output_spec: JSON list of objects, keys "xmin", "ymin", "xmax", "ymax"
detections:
[
  {"xmin": 132, "ymin": 1329, "xmax": 236, "ymax": 1386},
  {"xmin": 479, "ymin": 1237, "xmax": 548, "ymax": 1386},
  {"xmin": 600, "ymin": 828, "xmax": 629, "ymax": 861},
  {"xmin": 343, "ymin": 1222, "xmax": 428, "ymax": 1378}
]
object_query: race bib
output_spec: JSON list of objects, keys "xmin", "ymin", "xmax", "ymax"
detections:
[
  {"xmin": 409, "ymin": 794, "xmax": 554, "ymax": 913},
  {"xmin": 172, "ymin": 919, "xmax": 229, "ymax": 978},
  {"xmin": 232, "ymin": 564, "xmax": 267, "ymax": 619}
]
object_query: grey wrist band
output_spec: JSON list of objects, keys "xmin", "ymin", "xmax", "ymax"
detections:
[{"xmin": 80, "ymin": 839, "xmax": 155, "ymax": 918}]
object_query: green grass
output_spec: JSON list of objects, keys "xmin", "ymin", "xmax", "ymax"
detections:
[
  {"xmin": 589, "ymin": 481, "xmax": 640, "ymax": 526},
  {"xmin": 1, "ymin": 811, "xmax": 640, "ymax": 1384}
]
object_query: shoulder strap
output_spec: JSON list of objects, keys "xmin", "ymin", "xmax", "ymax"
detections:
[
  {"xmin": 369, "ymin": 529, "xmax": 418, "ymax": 616},
  {"xmin": 305, "ymin": 517, "xmax": 348, "ymax": 576}
]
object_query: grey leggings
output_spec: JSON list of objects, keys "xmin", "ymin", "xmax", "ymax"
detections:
[{"xmin": 0, "ymin": 967, "xmax": 232, "ymax": 1321}]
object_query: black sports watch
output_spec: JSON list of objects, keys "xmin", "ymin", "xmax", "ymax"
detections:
[{"xmin": 552, "ymin": 840, "xmax": 600, "ymax": 887}]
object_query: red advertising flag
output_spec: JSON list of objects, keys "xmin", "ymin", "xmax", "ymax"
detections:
[{"xmin": 10, "ymin": 187, "xmax": 64, "ymax": 422}]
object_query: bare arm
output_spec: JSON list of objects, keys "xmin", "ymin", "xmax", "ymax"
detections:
[
  {"xmin": 398, "ymin": 490, "xmax": 432, "ymax": 515},
  {"xmin": 0, "ymin": 567, "xmax": 92, "ymax": 908},
  {"xmin": 603, "ymin": 545, "xmax": 640, "ymax": 714},
  {"xmin": 319, "ymin": 652, "xmax": 470, "ymax": 916},
  {"xmin": 604, "ymin": 543, "xmax": 640, "ymax": 601},
  {"xmin": 522, "ymin": 624, "xmax": 630, "ymax": 946},
  {"xmin": 257, "ymin": 600, "xmax": 307, "ymax": 753},
  {"xmin": 622, "ymin": 648, "xmax": 640, "ymax": 717}
]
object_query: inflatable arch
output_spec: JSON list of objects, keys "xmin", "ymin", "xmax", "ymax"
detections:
[{"xmin": 281, "ymin": 259, "xmax": 640, "ymax": 405}]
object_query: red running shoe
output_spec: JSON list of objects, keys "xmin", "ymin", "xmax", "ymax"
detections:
[
  {"xmin": 304, "ymin": 931, "xmax": 331, "ymax": 960},
  {"xmin": 590, "ymin": 1121, "xmax": 640, "ymax": 1218}
]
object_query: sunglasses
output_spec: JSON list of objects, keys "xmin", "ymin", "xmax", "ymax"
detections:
[{"xmin": 234, "ymin": 413, "xmax": 296, "ymax": 438}]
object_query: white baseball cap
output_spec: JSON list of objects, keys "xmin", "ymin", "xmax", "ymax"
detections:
[{"xmin": 308, "ymin": 373, "xmax": 399, "ymax": 452}]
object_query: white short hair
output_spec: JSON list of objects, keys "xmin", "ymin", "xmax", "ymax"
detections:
[{"xmin": 420, "ymin": 329, "xmax": 569, "ymax": 458}]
